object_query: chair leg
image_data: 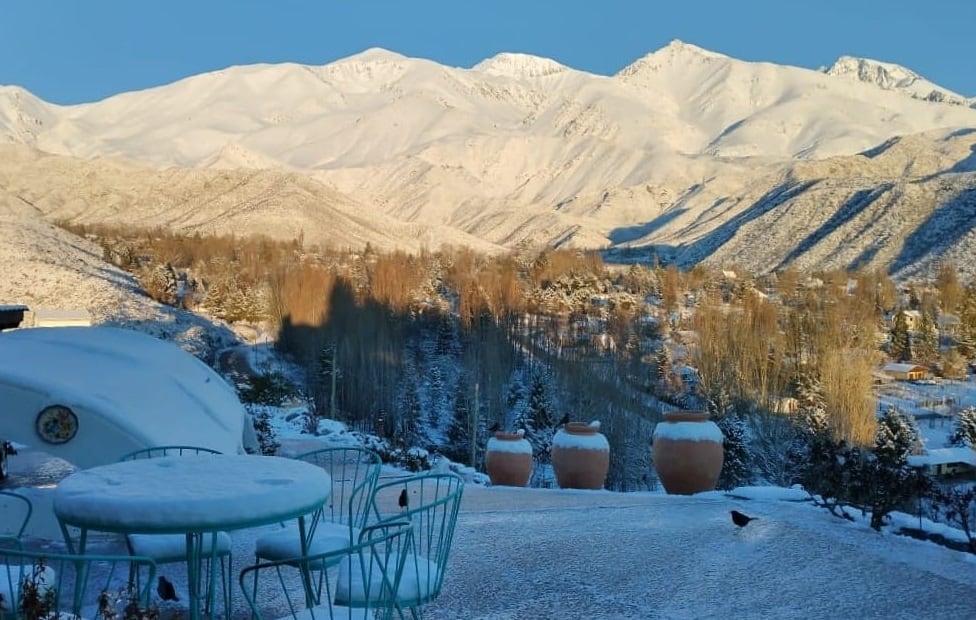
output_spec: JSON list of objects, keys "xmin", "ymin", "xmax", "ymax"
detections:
[
  {"xmin": 203, "ymin": 557, "xmax": 214, "ymax": 616},
  {"xmin": 222, "ymin": 553, "xmax": 233, "ymax": 619},
  {"xmin": 251, "ymin": 555, "xmax": 260, "ymax": 620},
  {"xmin": 128, "ymin": 561, "xmax": 140, "ymax": 600}
]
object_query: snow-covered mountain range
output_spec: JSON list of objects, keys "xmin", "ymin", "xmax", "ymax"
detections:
[{"xmin": 1, "ymin": 40, "xmax": 975, "ymax": 280}]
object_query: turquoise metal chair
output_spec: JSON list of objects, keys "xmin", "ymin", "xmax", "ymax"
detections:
[
  {"xmin": 254, "ymin": 447, "xmax": 382, "ymax": 565},
  {"xmin": 118, "ymin": 445, "xmax": 223, "ymax": 461},
  {"xmin": 241, "ymin": 521, "xmax": 412, "ymax": 620},
  {"xmin": 0, "ymin": 546, "xmax": 157, "ymax": 619},
  {"xmin": 117, "ymin": 445, "xmax": 231, "ymax": 617},
  {"xmin": 0, "ymin": 492, "xmax": 32, "ymax": 540},
  {"xmin": 363, "ymin": 473, "xmax": 464, "ymax": 619}
]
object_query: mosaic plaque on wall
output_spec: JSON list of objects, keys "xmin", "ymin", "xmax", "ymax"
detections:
[{"xmin": 36, "ymin": 405, "xmax": 78, "ymax": 445}]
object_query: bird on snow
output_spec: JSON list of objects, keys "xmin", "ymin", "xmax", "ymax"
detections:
[
  {"xmin": 398, "ymin": 488, "xmax": 409, "ymax": 512},
  {"xmin": 157, "ymin": 576, "xmax": 179, "ymax": 602},
  {"xmin": 730, "ymin": 510, "xmax": 758, "ymax": 528},
  {"xmin": 556, "ymin": 413, "xmax": 570, "ymax": 427},
  {"xmin": 488, "ymin": 422, "xmax": 501, "ymax": 433}
]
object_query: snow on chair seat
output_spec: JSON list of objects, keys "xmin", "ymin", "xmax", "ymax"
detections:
[
  {"xmin": 335, "ymin": 553, "xmax": 440, "ymax": 605},
  {"xmin": 127, "ymin": 532, "xmax": 233, "ymax": 563},
  {"xmin": 240, "ymin": 523, "xmax": 411, "ymax": 620},
  {"xmin": 358, "ymin": 473, "xmax": 464, "ymax": 615},
  {"xmin": 255, "ymin": 523, "xmax": 360, "ymax": 567}
]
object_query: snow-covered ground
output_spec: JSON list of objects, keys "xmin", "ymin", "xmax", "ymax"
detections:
[
  {"xmin": 9, "ymin": 465, "xmax": 976, "ymax": 619},
  {"xmin": 426, "ymin": 486, "xmax": 976, "ymax": 619}
]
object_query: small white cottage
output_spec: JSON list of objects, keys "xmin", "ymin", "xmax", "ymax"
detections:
[{"xmin": 0, "ymin": 326, "xmax": 254, "ymax": 468}]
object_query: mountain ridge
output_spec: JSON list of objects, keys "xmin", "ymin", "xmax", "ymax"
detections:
[{"xmin": 0, "ymin": 42, "xmax": 974, "ymax": 281}]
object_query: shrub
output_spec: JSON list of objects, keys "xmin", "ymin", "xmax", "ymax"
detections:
[
  {"xmin": 239, "ymin": 371, "xmax": 294, "ymax": 406},
  {"xmin": 247, "ymin": 405, "xmax": 280, "ymax": 456}
]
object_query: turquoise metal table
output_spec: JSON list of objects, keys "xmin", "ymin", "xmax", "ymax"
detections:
[{"xmin": 53, "ymin": 454, "xmax": 331, "ymax": 620}]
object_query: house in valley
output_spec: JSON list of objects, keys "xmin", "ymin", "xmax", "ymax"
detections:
[
  {"xmin": 882, "ymin": 362, "xmax": 929, "ymax": 382},
  {"xmin": 908, "ymin": 447, "xmax": 976, "ymax": 478}
]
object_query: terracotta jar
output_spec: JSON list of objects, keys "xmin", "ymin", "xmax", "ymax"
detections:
[
  {"xmin": 551, "ymin": 422, "xmax": 610, "ymax": 490},
  {"xmin": 652, "ymin": 411, "xmax": 724, "ymax": 495},
  {"xmin": 485, "ymin": 432, "xmax": 533, "ymax": 487}
]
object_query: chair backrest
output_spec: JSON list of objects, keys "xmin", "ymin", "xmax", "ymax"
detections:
[
  {"xmin": 0, "ymin": 492, "xmax": 32, "ymax": 540},
  {"xmin": 368, "ymin": 473, "xmax": 464, "ymax": 610},
  {"xmin": 240, "ymin": 521, "xmax": 412, "ymax": 620},
  {"xmin": 294, "ymin": 447, "xmax": 382, "ymax": 529},
  {"xmin": 118, "ymin": 445, "xmax": 223, "ymax": 461},
  {"xmin": 0, "ymin": 547, "xmax": 157, "ymax": 619}
]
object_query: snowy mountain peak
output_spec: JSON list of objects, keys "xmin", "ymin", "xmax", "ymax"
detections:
[
  {"xmin": 471, "ymin": 53, "xmax": 569, "ymax": 79},
  {"xmin": 822, "ymin": 55, "xmax": 968, "ymax": 105},
  {"xmin": 659, "ymin": 38, "xmax": 727, "ymax": 59},
  {"xmin": 615, "ymin": 39, "xmax": 727, "ymax": 77},
  {"xmin": 0, "ymin": 85, "xmax": 56, "ymax": 144},
  {"xmin": 334, "ymin": 47, "xmax": 407, "ymax": 64},
  {"xmin": 315, "ymin": 47, "xmax": 412, "ymax": 84}
]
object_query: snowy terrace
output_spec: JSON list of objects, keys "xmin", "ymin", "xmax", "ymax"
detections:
[{"xmin": 8, "ymin": 474, "xmax": 976, "ymax": 620}]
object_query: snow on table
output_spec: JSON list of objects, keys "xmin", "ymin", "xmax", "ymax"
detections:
[{"xmin": 53, "ymin": 455, "xmax": 330, "ymax": 534}]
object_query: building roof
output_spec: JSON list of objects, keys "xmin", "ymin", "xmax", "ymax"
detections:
[
  {"xmin": 883, "ymin": 363, "xmax": 926, "ymax": 373},
  {"xmin": 908, "ymin": 447, "xmax": 976, "ymax": 467}
]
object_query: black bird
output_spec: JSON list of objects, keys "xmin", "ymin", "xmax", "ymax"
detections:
[
  {"xmin": 730, "ymin": 510, "xmax": 758, "ymax": 528},
  {"xmin": 556, "ymin": 413, "xmax": 570, "ymax": 427},
  {"xmin": 398, "ymin": 488, "xmax": 409, "ymax": 512},
  {"xmin": 157, "ymin": 576, "xmax": 179, "ymax": 602},
  {"xmin": 488, "ymin": 422, "xmax": 501, "ymax": 433}
]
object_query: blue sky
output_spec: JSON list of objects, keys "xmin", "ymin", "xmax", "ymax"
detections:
[{"xmin": 3, "ymin": 0, "xmax": 974, "ymax": 104}]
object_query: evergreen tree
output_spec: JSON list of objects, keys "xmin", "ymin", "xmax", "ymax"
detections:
[
  {"xmin": 874, "ymin": 405, "xmax": 922, "ymax": 463},
  {"xmin": 445, "ymin": 377, "xmax": 474, "ymax": 465},
  {"xmin": 425, "ymin": 364, "xmax": 446, "ymax": 432},
  {"xmin": 704, "ymin": 379, "xmax": 750, "ymax": 490},
  {"xmin": 515, "ymin": 369, "xmax": 557, "ymax": 464},
  {"xmin": 889, "ymin": 310, "xmax": 911, "ymax": 361},
  {"xmin": 914, "ymin": 311, "xmax": 938, "ymax": 363},
  {"xmin": 714, "ymin": 411, "xmax": 751, "ymax": 490},
  {"xmin": 397, "ymin": 374, "xmax": 425, "ymax": 448},
  {"xmin": 504, "ymin": 367, "xmax": 529, "ymax": 430},
  {"xmin": 795, "ymin": 376, "xmax": 851, "ymax": 516},
  {"xmin": 655, "ymin": 344, "xmax": 672, "ymax": 384},
  {"xmin": 862, "ymin": 406, "xmax": 925, "ymax": 530},
  {"xmin": 948, "ymin": 406, "xmax": 976, "ymax": 448},
  {"xmin": 147, "ymin": 262, "xmax": 179, "ymax": 305},
  {"xmin": 795, "ymin": 371, "xmax": 827, "ymax": 418}
]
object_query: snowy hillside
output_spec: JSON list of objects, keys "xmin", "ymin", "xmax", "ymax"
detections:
[
  {"xmin": 0, "ymin": 41, "xmax": 975, "ymax": 277},
  {"xmin": 0, "ymin": 187, "xmax": 237, "ymax": 360}
]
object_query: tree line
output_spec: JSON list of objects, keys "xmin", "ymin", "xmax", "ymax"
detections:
[{"xmin": 62, "ymin": 221, "xmax": 976, "ymax": 492}]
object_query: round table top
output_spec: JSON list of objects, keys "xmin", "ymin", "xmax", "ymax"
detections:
[{"xmin": 53, "ymin": 454, "xmax": 331, "ymax": 534}]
